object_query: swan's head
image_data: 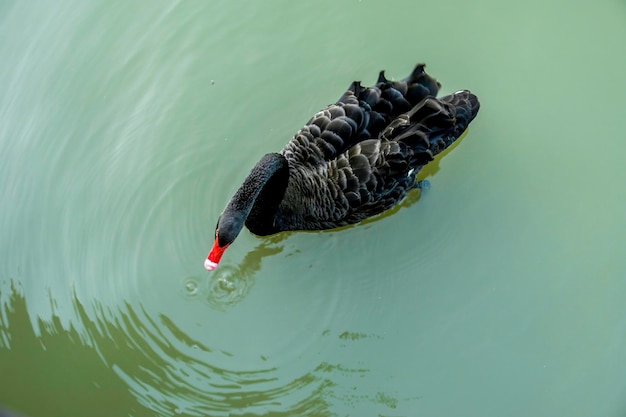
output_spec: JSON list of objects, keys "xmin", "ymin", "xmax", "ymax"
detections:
[{"xmin": 205, "ymin": 213, "xmax": 243, "ymax": 271}]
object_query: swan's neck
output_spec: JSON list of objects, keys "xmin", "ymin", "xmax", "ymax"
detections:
[{"xmin": 222, "ymin": 153, "xmax": 289, "ymax": 238}]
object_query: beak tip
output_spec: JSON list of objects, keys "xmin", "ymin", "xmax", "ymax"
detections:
[{"xmin": 204, "ymin": 258, "xmax": 218, "ymax": 271}]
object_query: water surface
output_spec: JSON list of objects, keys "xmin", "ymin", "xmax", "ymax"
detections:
[{"xmin": 2, "ymin": 1, "xmax": 626, "ymax": 416}]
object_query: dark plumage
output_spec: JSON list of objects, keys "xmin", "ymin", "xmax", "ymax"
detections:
[{"xmin": 205, "ymin": 64, "xmax": 480, "ymax": 270}]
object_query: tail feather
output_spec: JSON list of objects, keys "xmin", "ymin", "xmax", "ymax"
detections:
[{"xmin": 441, "ymin": 90, "xmax": 480, "ymax": 131}]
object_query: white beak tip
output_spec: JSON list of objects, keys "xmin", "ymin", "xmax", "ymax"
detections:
[{"xmin": 204, "ymin": 259, "xmax": 218, "ymax": 271}]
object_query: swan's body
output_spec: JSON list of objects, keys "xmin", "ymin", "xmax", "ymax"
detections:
[{"xmin": 205, "ymin": 64, "xmax": 480, "ymax": 270}]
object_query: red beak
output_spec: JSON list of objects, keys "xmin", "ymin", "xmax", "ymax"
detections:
[{"xmin": 205, "ymin": 237, "xmax": 228, "ymax": 271}]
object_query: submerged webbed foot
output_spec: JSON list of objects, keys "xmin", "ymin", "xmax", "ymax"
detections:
[{"xmin": 416, "ymin": 180, "xmax": 430, "ymax": 190}]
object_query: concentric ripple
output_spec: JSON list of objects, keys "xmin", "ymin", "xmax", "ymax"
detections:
[{"xmin": 0, "ymin": 1, "xmax": 362, "ymax": 410}]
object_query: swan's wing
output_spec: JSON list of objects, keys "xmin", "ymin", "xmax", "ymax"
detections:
[
  {"xmin": 381, "ymin": 91, "xmax": 480, "ymax": 161},
  {"xmin": 322, "ymin": 138, "xmax": 416, "ymax": 222},
  {"xmin": 277, "ymin": 137, "xmax": 415, "ymax": 230},
  {"xmin": 281, "ymin": 64, "xmax": 440, "ymax": 166},
  {"xmin": 323, "ymin": 91, "xmax": 480, "ymax": 221},
  {"xmin": 279, "ymin": 90, "xmax": 480, "ymax": 228}
]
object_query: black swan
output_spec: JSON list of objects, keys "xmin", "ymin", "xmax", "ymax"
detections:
[{"xmin": 205, "ymin": 64, "xmax": 480, "ymax": 271}]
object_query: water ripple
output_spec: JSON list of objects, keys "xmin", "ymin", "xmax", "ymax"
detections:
[{"xmin": 75, "ymin": 296, "xmax": 342, "ymax": 416}]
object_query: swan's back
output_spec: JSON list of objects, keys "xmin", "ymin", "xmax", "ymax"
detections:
[
  {"xmin": 273, "ymin": 64, "xmax": 480, "ymax": 232},
  {"xmin": 281, "ymin": 64, "xmax": 442, "ymax": 166}
]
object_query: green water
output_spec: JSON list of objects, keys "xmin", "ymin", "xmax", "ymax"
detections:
[{"xmin": 2, "ymin": 1, "xmax": 626, "ymax": 416}]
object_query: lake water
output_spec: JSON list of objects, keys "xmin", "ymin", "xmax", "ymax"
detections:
[{"xmin": 2, "ymin": 1, "xmax": 626, "ymax": 416}]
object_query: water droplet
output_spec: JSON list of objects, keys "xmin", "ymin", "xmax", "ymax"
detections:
[
  {"xmin": 218, "ymin": 276, "xmax": 236, "ymax": 291},
  {"xmin": 206, "ymin": 266, "xmax": 253, "ymax": 309},
  {"xmin": 184, "ymin": 277, "xmax": 200, "ymax": 296}
]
